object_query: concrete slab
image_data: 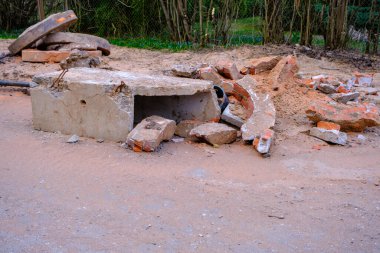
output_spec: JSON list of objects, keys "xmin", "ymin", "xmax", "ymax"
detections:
[
  {"xmin": 22, "ymin": 49, "xmax": 102, "ymax": 63},
  {"xmin": 31, "ymin": 68, "xmax": 220, "ymax": 142}
]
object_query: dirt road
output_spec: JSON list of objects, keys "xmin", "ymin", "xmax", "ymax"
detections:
[{"xmin": 1, "ymin": 41, "xmax": 380, "ymax": 252}]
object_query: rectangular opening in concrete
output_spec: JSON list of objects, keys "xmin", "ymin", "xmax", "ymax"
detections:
[{"xmin": 134, "ymin": 92, "xmax": 217, "ymax": 125}]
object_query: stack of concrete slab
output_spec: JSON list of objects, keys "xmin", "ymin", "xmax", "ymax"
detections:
[{"xmin": 8, "ymin": 10, "xmax": 111, "ymax": 63}]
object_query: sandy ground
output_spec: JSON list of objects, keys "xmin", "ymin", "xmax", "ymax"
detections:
[{"xmin": 1, "ymin": 40, "xmax": 380, "ymax": 252}]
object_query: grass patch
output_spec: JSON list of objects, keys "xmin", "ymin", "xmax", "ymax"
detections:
[
  {"xmin": 0, "ymin": 30, "xmax": 21, "ymax": 39},
  {"xmin": 110, "ymin": 37, "xmax": 193, "ymax": 51}
]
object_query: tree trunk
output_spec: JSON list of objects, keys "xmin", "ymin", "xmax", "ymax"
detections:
[
  {"xmin": 325, "ymin": 0, "xmax": 349, "ymax": 50},
  {"xmin": 263, "ymin": 0, "xmax": 285, "ymax": 44}
]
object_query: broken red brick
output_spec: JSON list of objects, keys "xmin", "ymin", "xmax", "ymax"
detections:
[
  {"xmin": 317, "ymin": 121, "xmax": 341, "ymax": 131},
  {"xmin": 336, "ymin": 86, "xmax": 350, "ymax": 93},
  {"xmin": 243, "ymin": 56, "xmax": 282, "ymax": 75},
  {"xmin": 198, "ymin": 66, "xmax": 225, "ymax": 85},
  {"xmin": 215, "ymin": 60, "xmax": 242, "ymax": 80}
]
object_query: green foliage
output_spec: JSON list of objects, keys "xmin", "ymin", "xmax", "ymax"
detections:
[{"xmin": 110, "ymin": 37, "xmax": 193, "ymax": 51}]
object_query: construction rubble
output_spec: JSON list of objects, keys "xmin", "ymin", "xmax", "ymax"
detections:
[{"xmin": 9, "ymin": 11, "xmax": 379, "ymax": 158}]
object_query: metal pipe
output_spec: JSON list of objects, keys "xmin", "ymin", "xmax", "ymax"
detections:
[{"xmin": 0, "ymin": 80, "xmax": 32, "ymax": 88}]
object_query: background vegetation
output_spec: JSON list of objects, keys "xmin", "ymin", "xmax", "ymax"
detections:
[{"xmin": 0, "ymin": 0, "xmax": 379, "ymax": 54}]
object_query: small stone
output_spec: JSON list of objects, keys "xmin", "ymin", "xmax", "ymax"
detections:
[
  {"xmin": 355, "ymin": 87, "xmax": 378, "ymax": 95},
  {"xmin": 67, "ymin": 134, "xmax": 79, "ymax": 143},
  {"xmin": 317, "ymin": 83, "xmax": 337, "ymax": 94},
  {"xmin": 330, "ymin": 92, "xmax": 360, "ymax": 104},
  {"xmin": 357, "ymin": 134, "xmax": 366, "ymax": 143},
  {"xmin": 171, "ymin": 137, "xmax": 184, "ymax": 143},
  {"xmin": 96, "ymin": 139, "xmax": 104, "ymax": 143},
  {"xmin": 215, "ymin": 60, "xmax": 242, "ymax": 80},
  {"xmin": 171, "ymin": 64, "xmax": 198, "ymax": 78},
  {"xmin": 126, "ymin": 116, "xmax": 176, "ymax": 152},
  {"xmin": 189, "ymin": 123, "xmax": 237, "ymax": 145},
  {"xmin": 310, "ymin": 127, "xmax": 347, "ymax": 145}
]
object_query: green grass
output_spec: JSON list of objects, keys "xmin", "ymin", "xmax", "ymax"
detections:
[
  {"xmin": 0, "ymin": 30, "xmax": 20, "ymax": 39},
  {"xmin": 110, "ymin": 37, "xmax": 194, "ymax": 51}
]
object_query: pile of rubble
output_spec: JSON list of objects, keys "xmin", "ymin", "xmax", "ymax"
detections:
[
  {"xmin": 300, "ymin": 72, "xmax": 380, "ymax": 145},
  {"xmin": 125, "ymin": 56, "xmax": 297, "ymax": 156},
  {"xmin": 8, "ymin": 10, "xmax": 110, "ymax": 68}
]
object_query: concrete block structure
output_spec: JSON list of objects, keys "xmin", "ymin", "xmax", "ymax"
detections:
[{"xmin": 31, "ymin": 68, "xmax": 220, "ymax": 142}]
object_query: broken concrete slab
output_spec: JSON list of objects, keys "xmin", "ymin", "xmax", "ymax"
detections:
[
  {"xmin": 330, "ymin": 92, "xmax": 359, "ymax": 104},
  {"xmin": 241, "ymin": 93, "xmax": 276, "ymax": 141},
  {"xmin": 220, "ymin": 80, "xmax": 234, "ymax": 95},
  {"xmin": 198, "ymin": 66, "xmax": 225, "ymax": 85},
  {"xmin": 270, "ymin": 55, "xmax": 298, "ymax": 92},
  {"xmin": 9, "ymin": 10, "xmax": 78, "ymax": 55},
  {"xmin": 38, "ymin": 32, "xmax": 111, "ymax": 56},
  {"xmin": 59, "ymin": 50, "xmax": 101, "ymax": 69},
  {"xmin": 317, "ymin": 83, "xmax": 337, "ymax": 94},
  {"xmin": 22, "ymin": 49, "xmax": 102, "ymax": 63},
  {"xmin": 310, "ymin": 127, "xmax": 347, "ymax": 145},
  {"xmin": 31, "ymin": 68, "xmax": 220, "ymax": 142},
  {"xmin": 221, "ymin": 104, "xmax": 245, "ymax": 128},
  {"xmin": 243, "ymin": 56, "xmax": 282, "ymax": 75},
  {"xmin": 233, "ymin": 75, "xmax": 257, "ymax": 114},
  {"xmin": 189, "ymin": 123, "xmax": 237, "ymax": 145},
  {"xmin": 306, "ymin": 102, "xmax": 380, "ymax": 132},
  {"xmin": 126, "ymin": 115, "xmax": 176, "ymax": 152},
  {"xmin": 175, "ymin": 120, "xmax": 204, "ymax": 138},
  {"xmin": 215, "ymin": 60, "xmax": 242, "ymax": 80},
  {"xmin": 253, "ymin": 129, "xmax": 274, "ymax": 155},
  {"xmin": 354, "ymin": 72, "xmax": 373, "ymax": 87}
]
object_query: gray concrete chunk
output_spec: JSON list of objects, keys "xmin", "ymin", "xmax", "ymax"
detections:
[
  {"xmin": 190, "ymin": 123, "xmax": 237, "ymax": 145},
  {"xmin": 126, "ymin": 116, "xmax": 176, "ymax": 152},
  {"xmin": 310, "ymin": 127, "xmax": 347, "ymax": 145}
]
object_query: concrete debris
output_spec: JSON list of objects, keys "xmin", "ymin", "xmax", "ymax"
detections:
[
  {"xmin": 270, "ymin": 55, "xmax": 298, "ymax": 92},
  {"xmin": 189, "ymin": 123, "xmax": 237, "ymax": 145},
  {"xmin": 175, "ymin": 120, "xmax": 204, "ymax": 138},
  {"xmin": 215, "ymin": 60, "xmax": 242, "ymax": 80},
  {"xmin": 66, "ymin": 134, "xmax": 79, "ymax": 143},
  {"xmin": 353, "ymin": 72, "xmax": 373, "ymax": 87},
  {"xmin": 198, "ymin": 66, "xmax": 225, "ymax": 85},
  {"xmin": 171, "ymin": 137, "xmax": 185, "ymax": 143},
  {"xmin": 365, "ymin": 95, "xmax": 380, "ymax": 105},
  {"xmin": 241, "ymin": 93, "xmax": 276, "ymax": 141},
  {"xmin": 355, "ymin": 87, "xmax": 378, "ymax": 95},
  {"xmin": 242, "ymin": 56, "xmax": 282, "ymax": 75},
  {"xmin": 330, "ymin": 92, "xmax": 359, "ymax": 104},
  {"xmin": 306, "ymin": 102, "xmax": 380, "ymax": 132},
  {"xmin": 373, "ymin": 73, "xmax": 380, "ymax": 87},
  {"xmin": 126, "ymin": 116, "xmax": 176, "ymax": 152},
  {"xmin": 221, "ymin": 104, "xmax": 245, "ymax": 128},
  {"xmin": 8, "ymin": 10, "xmax": 78, "ymax": 55},
  {"xmin": 317, "ymin": 83, "xmax": 337, "ymax": 94},
  {"xmin": 22, "ymin": 49, "xmax": 102, "ymax": 63},
  {"xmin": 253, "ymin": 129, "xmax": 274, "ymax": 155},
  {"xmin": 171, "ymin": 64, "xmax": 199, "ymax": 78},
  {"xmin": 38, "ymin": 32, "xmax": 111, "ymax": 56},
  {"xmin": 60, "ymin": 50, "xmax": 101, "ymax": 69},
  {"xmin": 31, "ymin": 68, "xmax": 220, "ymax": 141},
  {"xmin": 309, "ymin": 127, "xmax": 347, "ymax": 145}
]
